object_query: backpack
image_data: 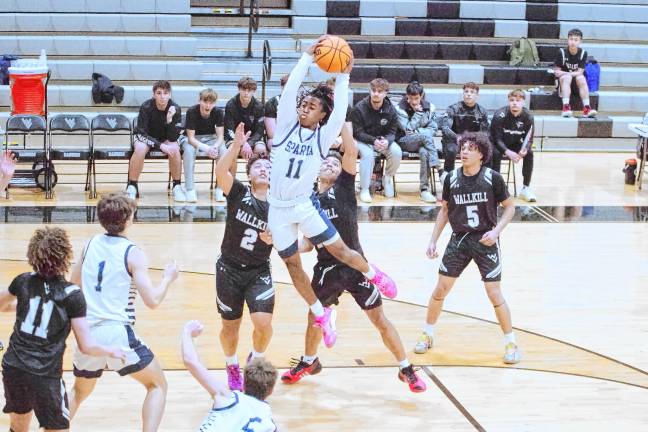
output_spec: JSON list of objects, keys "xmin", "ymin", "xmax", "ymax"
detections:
[
  {"xmin": 584, "ymin": 58, "xmax": 600, "ymax": 93},
  {"xmin": 91, "ymin": 72, "xmax": 124, "ymax": 104},
  {"xmin": 0, "ymin": 55, "xmax": 18, "ymax": 85},
  {"xmin": 508, "ymin": 38, "xmax": 539, "ymax": 67}
]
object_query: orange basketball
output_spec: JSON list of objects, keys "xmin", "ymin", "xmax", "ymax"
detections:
[{"xmin": 314, "ymin": 36, "xmax": 353, "ymax": 73}]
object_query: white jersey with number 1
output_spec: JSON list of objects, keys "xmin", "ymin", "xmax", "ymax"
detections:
[{"xmin": 269, "ymin": 52, "xmax": 349, "ymax": 204}]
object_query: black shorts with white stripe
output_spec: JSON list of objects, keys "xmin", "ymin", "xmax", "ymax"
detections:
[
  {"xmin": 439, "ymin": 231, "xmax": 502, "ymax": 282},
  {"xmin": 312, "ymin": 262, "xmax": 382, "ymax": 311},
  {"xmin": 215, "ymin": 258, "xmax": 274, "ymax": 321}
]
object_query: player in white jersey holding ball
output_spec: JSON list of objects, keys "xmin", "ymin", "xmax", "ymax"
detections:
[
  {"xmin": 68, "ymin": 193, "xmax": 179, "ymax": 432},
  {"xmin": 269, "ymin": 35, "xmax": 397, "ymax": 348}
]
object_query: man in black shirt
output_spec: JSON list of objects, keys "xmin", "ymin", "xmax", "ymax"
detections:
[
  {"xmin": 130, "ymin": 80, "xmax": 183, "ymax": 202},
  {"xmin": 553, "ymin": 28, "xmax": 597, "ymax": 118},
  {"xmin": 414, "ymin": 132, "xmax": 520, "ymax": 365},
  {"xmin": 264, "ymin": 74, "xmax": 289, "ymax": 150},
  {"xmin": 280, "ymin": 131, "xmax": 426, "ymax": 393},
  {"xmin": 0, "ymin": 227, "xmax": 124, "ymax": 432},
  {"xmin": 224, "ymin": 77, "xmax": 266, "ymax": 158},
  {"xmin": 441, "ymin": 82, "xmax": 490, "ymax": 175},
  {"xmin": 181, "ymin": 88, "xmax": 226, "ymax": 202},
  {"xmin": 351, "ymin": 78, "xmax": 402, "ymax": 203},
  {"xmin": 490, "ymin": 89, "xmax": 537, "ymax": 202},
  {"xmin": 214, "ymin": 122, "xmax": 274, "ymax": 392}
]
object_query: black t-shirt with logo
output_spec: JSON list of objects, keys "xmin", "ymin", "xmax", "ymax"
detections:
[
  {"xmin": 2, "ymin": 272, "xmax": 87, "ymax": 378},
  {"xmin": 185, "ymin": 104, "xmax": 224, "ymax": 136},
  {"xmin": 554, "ymin": 47, "xmax": 587, "ymax": 73},
  {"xmin": 221, "ymin": 180, "xmax": 272, "ymax": 268},
  {"xmin": 442, "ymin": 166, "xmax": 509, "ymax": 233},
  {"xmin": 315, "ymin": 169, "xmax": 363, "ymax": 264}
]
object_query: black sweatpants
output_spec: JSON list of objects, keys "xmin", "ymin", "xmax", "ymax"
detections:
[{"xmin": 490, "ymin": 146, "xmax": 534, "ymax": 187}]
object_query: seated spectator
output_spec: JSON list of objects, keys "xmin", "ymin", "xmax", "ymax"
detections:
[
  {"xmin": 351, "ymin": 78, "xmax": 402, "ymax": 203},
  {"xmin": 490, "ymin": 89, "xmax": 536, "ymax": 202},
  {"xmin": 0, "ymin": 150, "xmax": 16, "ymax": 195},
  {"xmin": 224, "ymin": 77, "xmax": 266, "ymax": 158},
  {"xmin": 264, "ymin": 74, "xmax": 289, "ymax": 149},
  {"xmin": 441, "ymin": 82, "xmax": 490, "ymax": 179},
  {"xmin": 326, "ymin": 77, "xmax": 354, "ymax": 151},
  {"xmin": 181, "ymin": 88, "xmax": 226, "ymax": 203},
  {"xmin": 395, "ymin": 81, "xmax": 443, "ymax": 203},
  {"xmin": 129, "ymin": 80, "xmax": 183, "ymax": 202},
  {"xmin": 554, "ymin": 28, "xmax": 597, "ymax": 118}
]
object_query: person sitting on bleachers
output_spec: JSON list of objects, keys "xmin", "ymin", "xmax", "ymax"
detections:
[
  {"xmin": 441, "ymin": 82, "xmax": 490, "ymax": 182},
  {"xmin": 554, "ymin": 28, "xmax": 597, "ymax": 118},
  {"xmin": 0, "ymin": 150, "xmax": 16, "ymax": 196},
  {"xmin": 224, "ymin": 77, "xmax": 266, "ymax": 158},
  {"xmin": 181, "ymin": 88, "xmax": 226, "ymax": 203},
  {"xmin": 351, "ymin": 78, "xmax": 402, "ymax": 203},
  {"xmin": 264, "ymin": 74, "xmax": 289, "ymax": 150},
  {"xmin": 394, "ymin": 81, "xmax": 443, "ymax": 203},
  {"xmin": 490, "ymin": 89, "xmax": 536, "ymax": 202},
  {"xmin": 129, "ymin": 80, "xmax": 183, "ymax": 202}
]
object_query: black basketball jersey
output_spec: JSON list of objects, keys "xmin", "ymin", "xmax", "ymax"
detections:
[
  {"xmin": 2, "ymin": 272, "xmax": 87, "ymax": 378},
  {"xmin": 221, "ymin": 180, "xmax": 272, "ymax": 267},
  {"xmin": 315, "ymin": 169, "xmax": 364, "ymax": 263},
  {"xmin": 442, "ymin": 167, "xmax": 510, "ymax": 233},
  {"xmin": 554, "ymin": 47, "xmax": 587, "ymax": 73}
]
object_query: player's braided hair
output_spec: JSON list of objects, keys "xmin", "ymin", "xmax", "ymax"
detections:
[
  {"xmin": 27, "ymin": 227, "xmax": 73, "ymax": 279},
  {"xmin": 457, "ymin": 131, "xmax": 492, "ymax": 164},
  {"xmin": 298, "ymin": 83, "xmax": 334, "ymax": 126}
]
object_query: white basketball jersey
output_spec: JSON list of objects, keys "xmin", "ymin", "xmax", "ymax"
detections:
[
  {"xmin": 198, "ymin": 392, "xmax": 276, "ymax": 432},
  {"xmin": 81, "ymin": 234, "xmax": 136, "ymax": 326}
]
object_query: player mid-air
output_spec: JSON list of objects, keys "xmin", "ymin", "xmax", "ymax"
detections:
[{"xmin": 268, "ymin": 35, "xmax": 397, "ymax": 348}]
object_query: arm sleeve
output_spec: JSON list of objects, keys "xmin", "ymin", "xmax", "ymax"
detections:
[
  {"xmin": 490, "ymin": 113, "xmax": 508, "ymax": 153},
  {"xmin": 223, "ymin": 101, "xmax": 237, "ymax": 142},
  {"xmin": 418, "ymin": 112, "xmax": 437, "ymax": 137},
  {"xmin": 553, "ymin": 48, "xmax": 564, "ymax": 68},
  {"xmin": 319, "ymin": 73, "xmax": 350, "ymax": 151},
  {"xmin": 441, "ymin": 174, "xmax": 451, "ymax": 203},
  {"xmin": 394, "ymin": 105, "xmax": 411, "ymax": 131},
  {"xmin": 184, "ymin": 108, "xmax": 197, "ymax": 132},
  {"xmin": 492, "ymin": 172, "xmax": 510, "ymax": 203},
  {"xmin": 264, "ymin": 98, "xmax": 277, "ymax": 119},
  {"xmin": 383, "ymin": 111, "xmax": 399, "ymax": 144},
  {"xmin": 216, "ymin": 108, "xmax": 225, "ymax": 127},
  {"xmin": 351, "ymin": 108, "xmax": 376, "ymax": 144},
  {"xmin": 337, "ymin": 169, "xmax": 356, "ymax": 198},
  {"xmin": 135, "ymin": 103, "xmax": 160, "ymax": 146},
  {"xmin": 8, "ymin": 273, "xmax": 27, "ymax": 296},
  {"xmin": 65, "ymin": 289, "xmax": 87, "ymax": 319},
  {"xmin": 524, "ymin": 112, "xmax": 535, "ymax": 150},
  {"xmin": 479, "ymin": 106, "xmax": 490, "ymax": 132},
  {"xmin": 166, "ymin": 104, "xmax": 181, "ymax": 142},
  {"xmin": 441, "ymin": 106, "xmax": 457, "ymax": 142},
  {"xmin": 225, "ymin": 179, "xmax": 247, "ymax": 201},
  {"xmin": 248, "ymin": 102, "xmax": 266, "ymax": 144},
  {"xmin": 276, "ymin": 53, "xmax": 313, "ymax": 133}
]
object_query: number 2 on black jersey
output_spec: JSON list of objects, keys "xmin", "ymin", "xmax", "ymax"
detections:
[
  {"xmin": 285, "ymin": 158, "xmax": 303, "ymax": 179},
  {"xmin": 240, "ymin": 228, "xmax": 258, "ymax": 251}
]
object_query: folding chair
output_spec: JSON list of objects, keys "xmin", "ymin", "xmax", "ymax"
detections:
[
  {"xmin": 90, "ymin": 114, "xmax": 133, "ymax": 199},
  {"xmin": 4, "ymin": 114, "xmax": 52, "ymax": 198},
  {"xmin": 503, "ymin": 156, "xmax": 518, "ymax": 197},
  {"xmin": 48, "ymin": 114, "xmax": 92, "ymax": 196}
]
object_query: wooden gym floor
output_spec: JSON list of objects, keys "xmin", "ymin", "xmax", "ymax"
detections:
[{"xmin": 1, "ymin": 151, "xmax": 648, "ymax": 431}]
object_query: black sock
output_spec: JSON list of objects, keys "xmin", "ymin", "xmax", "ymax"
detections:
[
  {"xmin": 172, "ymin": 180, "xmax": 181, "ymax": 188},
  {"xmin": 127, "ymin": 180, "xmax": 138, "ymax": 189}
]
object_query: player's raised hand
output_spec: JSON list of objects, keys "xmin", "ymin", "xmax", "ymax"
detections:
[
  {"xmin": 479, "ymin": 230, "xmax": 498, "ymax": 246},
  {"xmin": 234, "ymin": 122, "xmax": 251, "ymax": 146},
  {"xmin": 259, "ymin": 230, "xmax": 273, "ymax": 245},
  {"xmin": 426, "ymin": 242, "xmax": 439, "ymax": 259},
  {"xmin": 342, "ymin": 50, "xmax": 354, "ymax": 74},
  {"xmin": 166, "ymin": 105, "xmax": 176, "ymax": 123},
  {"xmin": 184, "ymin": 320, "xmax": 204, "ymax": 338},
  {"xmin": 207, "ymin": 145, "xmax": 219, "ymax": 159},
  {"xmin": 108, "ymin": 347, "xmax": 128, "ymax": 362},
  {"xmin": 0, "ymin": 151, "xmax": 16, "ymax": 177},
  {"xmin": 306, "ymin": 35, "xmax": 330, "ymax": 56},
  {"xmin": 164, "ymin": 260, "xmax": 179, "ymax": 282}
]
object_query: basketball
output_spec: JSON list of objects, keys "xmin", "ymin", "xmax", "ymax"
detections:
[{"xmin": 314, "ymin": 36, "xmax": 353, "ymax": 73}]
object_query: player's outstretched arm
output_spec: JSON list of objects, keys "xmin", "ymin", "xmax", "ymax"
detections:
[
  {"xmin": 129, "ymin": 248, "xmax": 179, "ymax": 309},
  {"xmin": 320, "ymin": 55, "xmax": 353, "ymax": 152},
  {"xmin": 72, "ymin": 317, "xmax": 126, "ymax": 360},
  {"xmin": 69, "ymin": 240, "xmax": 90, "ymax": 287},
  {"xmin": 0, "ymin": 151, "xmax": 16, "ymax": 192},
  {"xmin": 0, "ymin": 289, "xmax": 16, "ymax": 312},
  {"xmin": 182, "ymin": 320, "xmax": 231, "ymax": 399},
  {"xmin": 215, "ymin": 122, "xmax": 249, "ymax": 196},
  {"xmin": 340, "ymin": 123, "xmax": 358, "ymax": 176}
]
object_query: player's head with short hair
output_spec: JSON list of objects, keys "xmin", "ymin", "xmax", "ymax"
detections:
[
  {"xmin": 458, "ymin": 131, "xmax": 491, "ymax": 165},
  {"xmin": 320, "ymin": 150, "xmax": 343, "ymax": 182},
  {"xmin": 246, "ymin": 153, "xmax": 272, "ymax": 188},
  {"xmin": 97, "ymin": 193, "xmax": 137, "ymax": 235},
  {"xmin": 462, "ymin": 82, "xmax": 480, "ymax": 107},
  {"xmin": 244, "ymin": 359, "xmax": 278, "ymax": 400},
  {"xmin": 153, "ymin": 80, "xmax": 171, "ymax": 93},
  {"xmin": 27, "ymin": 227, "xmax": 73, "ymax": 279},
  {"xmin": 369, "ymin": 78, "xmax": 389, "ymax": 106},
  {"xmin": 405, "ymin": 81, "xmax": 425, "ymax": 110},
  {"xmin": 298, "ymin": 83, "xmax": 334, "ymax": 128},
  {"xmin": 567, "ymin": 28, "xmax": 583, "ymax": 49},
  {"xmin": 507, "ymin": 89, "xmax": 526, "ymax": 115},
  {"xmin": 152, "ymin": 80, "xmax": 171, "ymax": 105},
  {"xmin": 237, "ymin": 77, "xmax": 257, "ymax": 106},
  {"xmin": 198, "ymin": 88, "xmax": 218, "ymax": 113}
]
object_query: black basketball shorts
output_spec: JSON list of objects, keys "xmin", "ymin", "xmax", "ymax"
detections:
[
  {"xmin": 312, "ymin": 262, "xmax": 382, "ymax": 311},
  {"xmin": 216, "ymin": 258, "xmax": 274, "ymax": 320},
  {"xmin": 2, "ymin": 366, "xmax": 70, "ymax": 430},
  {"xmin": 439, "ymin": 232, "xmax": 502, "ymax": 282}
]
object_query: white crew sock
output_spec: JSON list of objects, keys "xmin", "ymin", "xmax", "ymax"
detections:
[
  {"xmin": 363, "ymin": 265, "xmax": 376, "ymax": 280},
  {"xmin": 423, "ymin": 323, "xmax": 435, "ymax": 337},
  {"xmin": 225, "ymin": 354, "xmax": 238, "ymax": 365},
  {"xmin": 302, "ymin": 355, "xmax": 317, "ymax": 364},
  {"xmin": 250, "ymin": 350, "xmax": 264, "ymax": 360},
  {"xmin": 562, "ymin": 97, "xmax": 570, "ymax": 105},
  {"xmin": 504, "ymin": 332, "xmax": 516, "ymax": 346},
  {"xmin": 398, "ymin": 359, "xmax": 411, "ymax": 370},
  {"xmin": 583, "ymin": 98, "xmax": 590, "ymax": 107},
  {"xmin": 309, "ymin": 300, "xmax": 324, "ymax": 318}
]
